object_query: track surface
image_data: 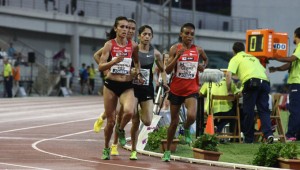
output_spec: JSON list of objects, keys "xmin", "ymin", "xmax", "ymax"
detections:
[{"xmin": 0, "ymin": 96, "xmax": 231, "ymax": 170}]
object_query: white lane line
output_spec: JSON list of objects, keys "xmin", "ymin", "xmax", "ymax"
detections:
[
  {"xmin": 0, "ymin": 162, "xmax": 51, "ymax": 170},
  {"xmin": 32, "ymin": 130, "xmax": 156, "ymax": 170},
  {"xmin": 0, "ymin": 136, "xmax": 100, "ymax": 142},
  {"xmin": 0, "ymin": 118, "xmax": 97, "ymax": 134},
  {"xmin": 0, "ymin": 104, "xmax": 102, "ymax": 118},
  {"xmin": 0, "ymin": 109, "xmax": 102, "ymax": 124}
]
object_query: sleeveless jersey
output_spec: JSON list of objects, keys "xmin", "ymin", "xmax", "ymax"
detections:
[
  {"xmin": 133, "ymin": 45, "xmax": 155, "ymax": 86},
  {"xmin": 110, "ymin": 39, "xmax": 133, "ymax": 75},
  {"xmin": 170, "ymin": 43, "xmax": 200, "ymax": 96}
]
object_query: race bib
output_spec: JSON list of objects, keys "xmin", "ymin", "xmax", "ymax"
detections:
[
  {"xmin": 176, "ymin": 61, "xmax": 198, "ymax": 79},
  {"xmin": 133, "ymin": 68, "xmax": 150, "ymax": 85},
  {"xmin": 110, "ymin": 57, "xmax": 132, "ymax": 75}
]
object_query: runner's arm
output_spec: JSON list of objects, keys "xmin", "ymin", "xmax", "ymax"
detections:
[
  {"xmin": 165, "ymin": 44, "xmax": 181, "ymax": 74},
  {"xmin": 197, "ymin": 46, "xmax": 208, "ymax": 72},
  {"xmin": 98, "ymin": 41, "xmax": 116, "ymax": 71},
  {"xmin": 93, "ymin": 47, "xmax": 103, "ymax": 64}
]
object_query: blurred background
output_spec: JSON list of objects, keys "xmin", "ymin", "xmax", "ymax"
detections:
[{"xmin": 0, "ymin": 0, "xmax": 298, "ymax": 97}]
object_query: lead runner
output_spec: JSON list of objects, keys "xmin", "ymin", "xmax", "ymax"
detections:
[
  {"xmin": 98, "ymin": 16, "xmax": 143, "ymax": 160},
  {"xmin": 162, "ymin": 23, "xmax": 208, "ymax": 162}
]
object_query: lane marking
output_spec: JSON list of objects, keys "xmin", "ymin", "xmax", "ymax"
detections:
[
  {"xmin": 0, "ymin": 118, "xmax": 97, "ymax": 134},
  {"xmin": 32, "ymin": 130, "xmax": 156, "ymax": 170},
  {"xmin": 0, "ymin": 109, "xmax": 102, "ymax": 124},
  {"xmin": 0, "ymin": 105, "xmax": 102, "ymax": 118},
  {"xmin": 0, "ymin": 162, "xmax": 51, "ymax": 170},
  {"xmin": 0, "ymin": 136, "xmax": 101, "ymax": 142}
]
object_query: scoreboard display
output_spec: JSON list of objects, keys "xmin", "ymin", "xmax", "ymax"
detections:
[{"xmin": 246, "ymin": 29, "xmax": 288, "ymax": 58}]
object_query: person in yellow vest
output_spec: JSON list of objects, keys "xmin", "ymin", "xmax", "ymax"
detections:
[
  {"xmin": 269, "ymin": 27, "xmax": 300, "ymax": 141},
  {"xmin": 200, "ymin": 73, "xmax": 240, "ymax": 134},
  {"xmin": 226, "ymin": 42, "xmax": 274, "ymax": 144},
  {"xmin": 3, "ymin": 58, "xmax": 13, "ymax": 98},
  {"xmin": 88, "ymin": 63, "xmax": 96, "ymax": 94}
]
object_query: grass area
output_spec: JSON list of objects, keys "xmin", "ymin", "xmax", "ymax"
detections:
[
  {"xmin": 145, "ymin": 111, "xmax": 300, "ymax": 166},
  {"xmin": 146, "ymin": 140, "xmax": 300, "ymax": 166}
]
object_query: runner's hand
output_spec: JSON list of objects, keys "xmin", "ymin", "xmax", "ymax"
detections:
[
  {"xmin": 137, "ymin": 73, "xmax": 145, "ymax": 85},
  {"xmin": 197, "ymin": 64, "xmax": 205, "ymax": 72},
  {"xmin": 176, "ymin": 48, "xmax": 185, "ymax": 59},
  {"xmin": 113, "ymin": 56, "xmax": 125, "ymax": 64}
]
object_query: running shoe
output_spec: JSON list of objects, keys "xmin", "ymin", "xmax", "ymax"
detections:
[
  {"xmin": 129, "ymin": 151, "xmax": 138, "ymax": 160},
  {"xmin": 93, "ymin": 116, "xmax": 103, "ymax": 133},
  {"xmin": 184, "ymin": 128, "xmax": 192, "ymax": 144},
  {"xmin": 110, "ymin": 144, "xmax": 119, "ymax": 156},
  {"xmin": 162, "ymin": 150, "xmax": 171, "ymax": 162},
  {"xmin": 118, "ymin": 129, "xmax": 126, "ymax": 146},
  {"xmin": 101, "ymin": 148, "xmax": 110, "ymax": 160}
]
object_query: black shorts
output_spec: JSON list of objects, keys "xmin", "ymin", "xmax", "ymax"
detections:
[
  {"xmin": 133, "ymin": 84, "xmax": 154, "ymax": 103},
  {"xmin": 104, "ymin": 79, "xmax": 133, "ymax": 97},
  {"xmin": 168, "ymin": 92, "xmax": 199, "ymax": 105}
]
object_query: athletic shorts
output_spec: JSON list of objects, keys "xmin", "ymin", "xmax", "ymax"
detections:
[
  {"xmin": 133, "ymin": 84, "xmax": 154, "ymax": 103},
  {"xmin": 104, "ymin": 79, "xmax": 133, "ymax": 97},
  {"xmin": 168, "ymin": 92, "xmax": 199, "ymax": 105}
]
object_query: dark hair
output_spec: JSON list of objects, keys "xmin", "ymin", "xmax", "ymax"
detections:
[
  {"xmin": 232, "ymin": 42, "xmax": 245, "ymax": 53},
  {"xmin": 108, "ymin": 16, "xmax": 128, "ymax": 39},
  {"xmin": 108, "ymin": 28, "xmax": 116, "ymax": 40},
  {"xmin": 180, "ymin": 23, "xmax": 195, "ymax": 32},
  {"xmin": 138, "ymin": 25, "xmax": 153, "ymax": 37},
  {"xmin": 128, "ymin": 18, "xmax": 136, "ymax": 24},
  {"xmin": 178, "ymin": 23, "xmax": 195, "ymax": 42},
  {"xmin": 294, "ymin": 27, "xmax": 300, "ymax": 38}
]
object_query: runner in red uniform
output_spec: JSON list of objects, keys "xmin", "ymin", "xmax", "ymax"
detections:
[
  {"xmin": 162, "ymin": 23, "xmax": 208, "ymax": 162},
  {"xmin": 98, "ymin": 16, "xmax": 143, "ymax": 160},
  {"xmin": 93, "ymin": 19, "xmax": 137, "ymax": 156}
]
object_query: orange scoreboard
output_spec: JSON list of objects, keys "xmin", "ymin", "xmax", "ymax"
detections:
[{"xmin": 246, "ymin": 29, "xmax": 288, "ymax": 58}]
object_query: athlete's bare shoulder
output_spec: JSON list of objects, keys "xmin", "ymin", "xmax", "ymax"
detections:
[
  {"xmin": 154, "ymin": 48, "xmax": 161, "ymax": 55},
  {"xmin": 170, "ymin": 43, "xmax": 180, "ymax": 52},
  {"xmin": 196, "ymin": 45, "xmax": 205, "ymax": 54},
  {"xmin": 104, "ymin": 39, "xmax": 113, "ymax": 46}
]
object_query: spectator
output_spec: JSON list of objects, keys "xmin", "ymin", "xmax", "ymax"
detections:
[
  {"xmin": 199, "ymin": 75, "xmax": 240, "ymax": 134},
  {"xmin": 88, "ymin": 63, "xmax": 96, "ymax": 94},
  {"xmin": 60, "ymin": 66, "xmax": 67, "ymax": 87},
  {"xmin": 68, "ymin": 63, "xmax": 75, "ymax": 88},
  {"xmin": 0, "ymin": 48, "xmax": 7, "ymax": 59},
  {"xmin": 71, "ymin": 0, "xmax": 77, "ymax": 15},
  {"xmin": 15, "ymin": 52, "xmax": 23, "ymax": 63},
  {"xmin": 79, "ymin": 63, "xmax": 88, "ymax": 94},
  {"xmin": 7, "ymin": 43, "xmax": 16, "ymax": 59},
  {"xmin": 3, "ymin": 58, "xmax": 13, "ymax": 98},
  {"xmin": 13, "ymin": 62, "xmax": 20, "ymax": 88}
]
